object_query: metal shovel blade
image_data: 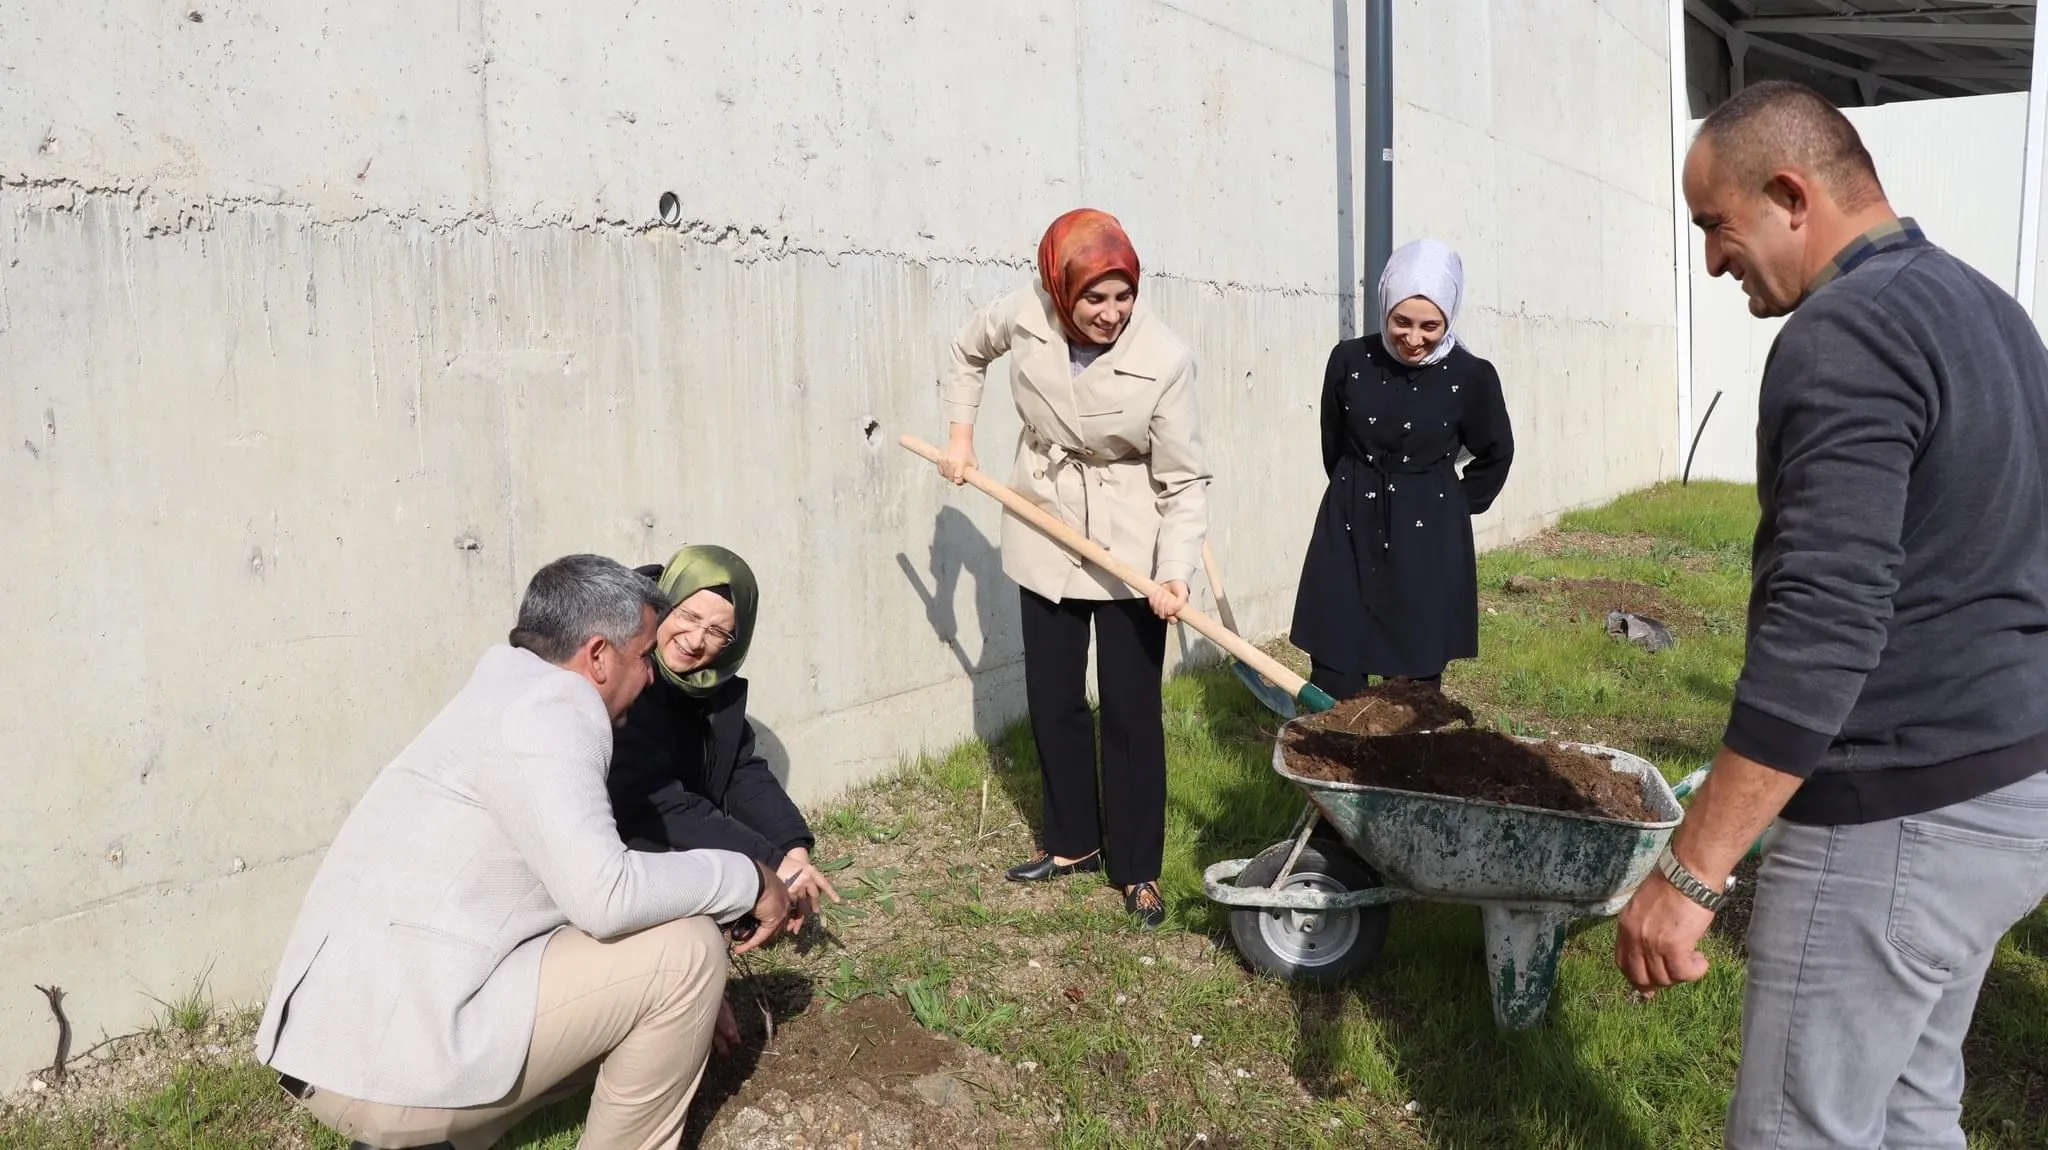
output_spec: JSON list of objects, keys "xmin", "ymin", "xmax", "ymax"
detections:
[{"xmin": 1232, "ymin": 660, "xmax": 1298, "ymax": 719}]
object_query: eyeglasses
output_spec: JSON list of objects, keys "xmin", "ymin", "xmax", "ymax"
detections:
[{"xmin": 670, "ymin": 606, "xmax": 737, "ymax": 652}]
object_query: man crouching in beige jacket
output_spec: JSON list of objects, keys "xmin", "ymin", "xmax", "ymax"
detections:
[{"xmin": 256, "ymin": 554, "xmax": 792, "ymax": 1150}]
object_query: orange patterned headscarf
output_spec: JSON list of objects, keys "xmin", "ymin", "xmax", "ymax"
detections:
[{"xmin": 1036, "ymin": 209, "xmax": 1142, "ymax": 346}]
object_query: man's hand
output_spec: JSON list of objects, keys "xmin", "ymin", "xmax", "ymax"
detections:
[
  {"xmin": 734, "ymin": 860, "xmax": 792, "ymax": 956},
  {"xmin": 776, "ymin": 846, "xmax": 844, "ymax": 936},
  {"xmin": 1148, "ymin": 579, "xmax": 1190, "ymax": 621},
  {"xmin": 1613, "ymin": 744, "xmax": 1801, "ymax": 999},
  {"xmin": 1615, "ymin": 870, "xmax": 1715, "ymax": 998},
  {"xmin": 712, "ymin": 996, "xmax": 741, "ymax": 1057}
]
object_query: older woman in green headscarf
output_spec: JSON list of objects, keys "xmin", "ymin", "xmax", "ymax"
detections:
[{"xmin": 609, "ymin": 545, "xmax": 841, "ymax": 942}]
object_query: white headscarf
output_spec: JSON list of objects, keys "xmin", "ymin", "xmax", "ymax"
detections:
[{"xmin": 1377, "ymin": 238, "xmax": 1464, "ymax": 367}]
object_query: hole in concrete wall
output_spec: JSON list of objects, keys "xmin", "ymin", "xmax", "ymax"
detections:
[
  {"xmin": 861, "ymin": 418, "xmax": 880, "ymax": 441},
  {"xmin": 658, "ymin": 192, "xmax": 681, "ymax": 226}
]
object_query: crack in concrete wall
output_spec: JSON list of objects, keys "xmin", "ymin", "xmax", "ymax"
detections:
[{"xmin": 4, "ymin": 175, "xmax": 1348, "ymax": 297}]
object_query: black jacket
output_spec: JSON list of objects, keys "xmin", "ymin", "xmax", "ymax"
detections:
[
  {"xmin": 1289, "ymin": 336, "xmax": 1514, "ymax": 677},
  {"xmin": 1727, "ymin": 227, "xmax": 2048, "ymax": 824},
  {"xmin": 607, "ymin": 672, "xmax": 815, "ymax": 866}
]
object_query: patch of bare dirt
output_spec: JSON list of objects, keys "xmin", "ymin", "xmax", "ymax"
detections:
[
  {"xmin": 692, "ymin": 996, "xmax": 1034, "ymax": 1150},
  {"xmin": 1515, "ymin": 530, "xmax": 1663, "ymax": 560},
  {"xmin": 1552, "ymin": 578, "xmax": 1699, "ymax": 630},
  {"xmin": 1498, "ymin": 574, "xmax": 1698, "ymax": 629}
]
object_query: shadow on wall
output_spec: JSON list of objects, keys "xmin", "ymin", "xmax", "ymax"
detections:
[
  {"xmin": 752, "ymin": 719, "xmax": 792, "ymax": 790},
  {"xmin": 895, "ymin": 505, "xmax": 1027, "ymax": 742}
]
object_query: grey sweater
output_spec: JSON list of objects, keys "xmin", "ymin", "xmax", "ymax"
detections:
[{"xmin": 1727, "ymin": 225, "xmax": 2048, "ymax": 824}]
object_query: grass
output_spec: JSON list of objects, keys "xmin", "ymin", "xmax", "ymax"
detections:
[
  {"xmin": 5, "ymin": 480, "xmax": 2043, "ymax": 1149},
  {"xmin": 0, "ymin": 1012, "xmax": 350, "ymax": 1150},
  {"xmin": 148, "ymin": 966, "xmax": 218, "ymax": 1037}
]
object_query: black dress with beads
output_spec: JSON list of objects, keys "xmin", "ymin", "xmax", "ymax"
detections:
[{"xmin": 1288, "ymin": 334, "xmax": 1515, "ymax": 679}]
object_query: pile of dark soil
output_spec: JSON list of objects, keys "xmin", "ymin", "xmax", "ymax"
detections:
[
  {"xmin": 691, "ymin": 988, "xmax": 1030, "ymax": 1149},
  {"xmin": 1280, "ymin": 726, "xmax": 1659, "ymax": 822},
  {"xmin": 1295, "ymin": 681, "xmax": 1474, "ymax": 737}
]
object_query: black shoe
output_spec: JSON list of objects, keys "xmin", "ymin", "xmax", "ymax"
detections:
[
  {"xmin": 1006, "ymin": 850, "xmax": 1103, "ymax": 882},
  {"xmin": 351, "ymin": 1143, "xmax": 454, "ymax": 1150},
  {"xmin": 1124, "ymin": 881, "xmax": 1167, "ymax": 930}
]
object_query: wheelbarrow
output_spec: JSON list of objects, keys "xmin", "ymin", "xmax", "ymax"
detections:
[{"xmin": 1203, "ymin": 722, "xmax": 1685, "ymax": 1029}]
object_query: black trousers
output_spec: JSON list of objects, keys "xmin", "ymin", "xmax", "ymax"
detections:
[
  {"xmin": 1018, "ymin": 588, "xmax": 1168, "ymax": 886},
  {"xmin": 1308, "ymin": 658, "xmax": 1440, "ymax": 701}
]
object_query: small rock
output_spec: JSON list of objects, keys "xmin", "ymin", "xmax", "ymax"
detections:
[
  {"xmin": 1234, "ymin": 1068, "xmax": 1250, "ymax": 1079},
  {"xmin": 725, "ymin": 1106, "xmax": 771, "ymax": 1137},
  {"xmin": 1140, "ymin": 956, "xmax": 1156, "ymax": 967},
  {"xmin": 1606, "ymin": 610, "xmax": 1676, "ymax": 652},
  {"xmin": 1190, "ymin": 1034, "xmax": 1204, "ymax": 1048},
  {"xmin": 1113, "ymin": 993, "xmax": 1128, "ymax": 1005},
  {"xmin": 29, "ymin": 1079, "xmax": 47, "ymax": 1093},
  {"xmin": 1405, "ymin": 1099, "xmax": 1424, "ymax": 1115},
  {"xmin": 1017, "ymin": 1060, "xmax": 1039, "ymax": 1073},
  {"xmin": 1329, "ymin": 1117, "xmax": 1345, "ymax": 1129},
  {"xmin": 911, "ymin": 1071, "xmax": 969, "ymax": 1112},
  {"xmin": 1026, "ymin": 959, "xmax": 1042, "ymax": 969}
]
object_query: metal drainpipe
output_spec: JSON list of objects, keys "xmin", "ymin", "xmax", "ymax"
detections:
[{"xmin": 1363, "ymin": 0, "xmax": 1394, "ymax": 327}]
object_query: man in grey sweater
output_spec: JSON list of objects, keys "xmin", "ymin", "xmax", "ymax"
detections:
[
  {"xmin": 258, "ymin": 555, "xmax": 791, "ymax": 1150},
  {"xmin": 1616, "ymin": 81, "xmax": 2048, "ymax": 1148}
]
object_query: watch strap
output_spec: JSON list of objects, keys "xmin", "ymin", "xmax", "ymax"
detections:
[{"xmin": 1657, "ymin": 845, "xmax": 1728, "ymax": 913}]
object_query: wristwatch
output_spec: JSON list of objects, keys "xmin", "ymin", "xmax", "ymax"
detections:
[{"xmin": 1656, "ymin": 845, "xmax": 1734, "ymax": 913}]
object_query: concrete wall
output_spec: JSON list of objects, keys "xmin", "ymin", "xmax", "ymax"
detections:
[
  {"xmin": 0, "ymin": 0, "xmax": 1678, "ymax": 1086},
  {"xmin": 2032, "ymin": 88, "xmax": 2048, "ymax": 321},
  {"xmin": 1686, "ymin": 92, "xmax": 2030, "ymax": 482},
  {"xmin": 1394, "ymin": 0, "xmax": 1680, "ymax": 550}
]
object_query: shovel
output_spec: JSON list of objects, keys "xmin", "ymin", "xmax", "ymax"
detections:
[
  {"xmin": 901, "ymin": 434, "xmax": 1335, "ymax": 716},
  {"xmin": 1199, "ymin": 541, "xmax": 1301, "ymax": 719}
]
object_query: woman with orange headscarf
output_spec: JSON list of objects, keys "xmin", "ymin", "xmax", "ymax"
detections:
[{"xmin": 934, "ymin": 208, "xmax": 1208, "ymax": 929}]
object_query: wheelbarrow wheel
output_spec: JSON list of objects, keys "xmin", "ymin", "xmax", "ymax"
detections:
[{"xmin": 1228, "ymin": 840, "xmax": 1389, "ymax": 986}]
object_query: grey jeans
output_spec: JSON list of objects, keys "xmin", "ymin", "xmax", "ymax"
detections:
[{"xmin": 1727, "ymin": 769, "xmax": 2048, "ymax": 1149}]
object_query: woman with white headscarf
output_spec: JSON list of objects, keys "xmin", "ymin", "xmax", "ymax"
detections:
[{"xmin": 1288, "ymin": 238, "xmax": 1515, "ymax": 698}]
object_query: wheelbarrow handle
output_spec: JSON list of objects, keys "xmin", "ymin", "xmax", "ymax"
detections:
[{"xmin": 901, "ymin": 434, "xmax": 1334, "ymax": 712}]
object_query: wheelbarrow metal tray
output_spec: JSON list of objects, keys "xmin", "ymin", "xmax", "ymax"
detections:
[{"xmin": 1271, "ymin": 723, "xmax": 1683, "ymax": 908}]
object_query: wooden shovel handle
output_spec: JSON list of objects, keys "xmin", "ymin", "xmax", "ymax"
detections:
[{"xmin": 900, "ymin": 434, "xmax": 1311, "ymax": 698}]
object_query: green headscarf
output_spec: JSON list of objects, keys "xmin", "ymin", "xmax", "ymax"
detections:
[{"xmin": 654, "ymin": 544, "xmax": 760, "ymax": 697}]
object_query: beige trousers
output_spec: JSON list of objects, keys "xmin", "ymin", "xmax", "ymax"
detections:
[{"xmin": 298, "ymin": 915, "xmax": 728, "ymax": 1150}]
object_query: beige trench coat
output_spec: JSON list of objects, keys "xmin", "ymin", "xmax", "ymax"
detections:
[{"xmin": 942, "ymin": 284, "xmax": 1209, "ymax": 602}]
